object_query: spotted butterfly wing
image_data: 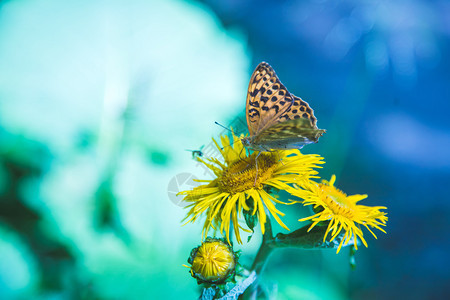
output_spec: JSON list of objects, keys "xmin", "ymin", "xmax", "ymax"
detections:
[
  {"xmin": 245, "ymin": 62, "xmax": 295, "ymax": 136},
  {"xmin": 242, "ymin": 62, "xmax": 325, "ymax": 151},
  {"xmin": 278, "ymin": 94, "xmax": 318, "ymax": 127}
]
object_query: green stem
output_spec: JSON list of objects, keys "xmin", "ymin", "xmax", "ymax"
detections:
[
  {"xmin": 240, "ymin": 223, "xmax": 344, "ymax": 299},
  {"xmin": 241, "ymin": 218, "xmax": 275, "ymax": 299},
  {"xmin": 251, "ymin": 218, "xmax": 274, "ymax": 274}
]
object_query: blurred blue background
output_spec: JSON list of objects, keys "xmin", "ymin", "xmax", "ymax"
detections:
[{"xmin": 0, "ymin": 0, "xmax": 449, "ymax": 299}]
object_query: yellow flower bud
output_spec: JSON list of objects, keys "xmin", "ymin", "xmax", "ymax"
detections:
[{"xmin": 188, "ymin": 238, "xmax": 236, "ymax": 284}]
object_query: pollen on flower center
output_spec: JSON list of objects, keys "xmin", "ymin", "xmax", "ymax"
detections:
[
  {"xmin": 320, "ymin": 184, "xmax": 355, "ymax": 218},
  {"xmin": 218, "ymin": 152, "xmax": 279, "ymax": 193}
]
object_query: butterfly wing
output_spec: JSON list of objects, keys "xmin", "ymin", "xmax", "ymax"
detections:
[
  {"xmin": 254, "ymin": 118, "xmax": 326, "ymax": 149},
  {"xmin": 246, "ymin": 62, "xmax": 295, "ymax": 136},
  {"xmin": 277, "ymin": 94, "xmax": 318, "ymax": 127}
]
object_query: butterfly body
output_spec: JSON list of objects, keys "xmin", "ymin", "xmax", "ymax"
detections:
[{"xmin": 242, "ymin": 62, "xmax": 325, "ymax": 152}]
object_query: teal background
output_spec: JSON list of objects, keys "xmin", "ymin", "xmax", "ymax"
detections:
[{"xmin": 1, "ymin": 0, "xmax": 449, "ymax": 299}]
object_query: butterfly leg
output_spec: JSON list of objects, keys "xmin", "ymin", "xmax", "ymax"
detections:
[
  {"xmin": 267, "ymin": 149, "xmax": 285, "ymax": 166},
  {"xmin": 253, "ymin": 151, "xmax": 262, "ymax": 186},
  {"xmin": 275, "ymin": 152, "xmax": 285, "ymax": 166}
]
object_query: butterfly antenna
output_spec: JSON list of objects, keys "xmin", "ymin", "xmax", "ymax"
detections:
[
  {"xmin": 215, "ymin": 122, "xmax": 240, "ymax": 150},
  {"xmin": 214, "ymin": 121, "xmax": 235, "ymax": 133},
  {"xmin": 219, "ymin": 138, "xmax": 240, "ymax": 151}
]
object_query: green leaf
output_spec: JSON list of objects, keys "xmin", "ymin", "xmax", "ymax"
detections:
[
  {"xmin": 243, "ymin": 209, "xmax": 258, "ymax": 242},
  {"xmin": 271, "ymin": 224, "xmax": 355, "ymax": 250}
]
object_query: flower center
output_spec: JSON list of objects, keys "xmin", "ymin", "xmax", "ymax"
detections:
[
  {"xmin": 218, "ymin": 152, "xmax": 279, "ymax": 193},
  {"xmin": 320, "ymin": 184, "xmax": 355, "ymax": 218}
]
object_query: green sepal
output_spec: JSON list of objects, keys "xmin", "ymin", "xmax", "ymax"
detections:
[{"xmin": 201, "ymin": 270, "xmax": 256, "ymax": 300}]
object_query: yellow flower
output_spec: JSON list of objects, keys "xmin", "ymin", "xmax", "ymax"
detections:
[
  {"xmin": 187, "ymin": 238, "xmax": 237, "ymax": 284},
  {"xmin": 296, "ymin": 175, "xmax": 388, "ymax": 253},
  {"xmin": 180, "ymin": 133, "xmax": 324, "ymax": 244}
]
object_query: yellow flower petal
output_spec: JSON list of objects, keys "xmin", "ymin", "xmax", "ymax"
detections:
[{"xmin": 295, "ymin": 175, "xmax": 388, "ymax": 253}]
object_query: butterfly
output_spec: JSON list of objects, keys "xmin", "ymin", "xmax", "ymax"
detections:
[{"xmin": 241, "ymin": 62, "xmax": 326, "ymax": 152}]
